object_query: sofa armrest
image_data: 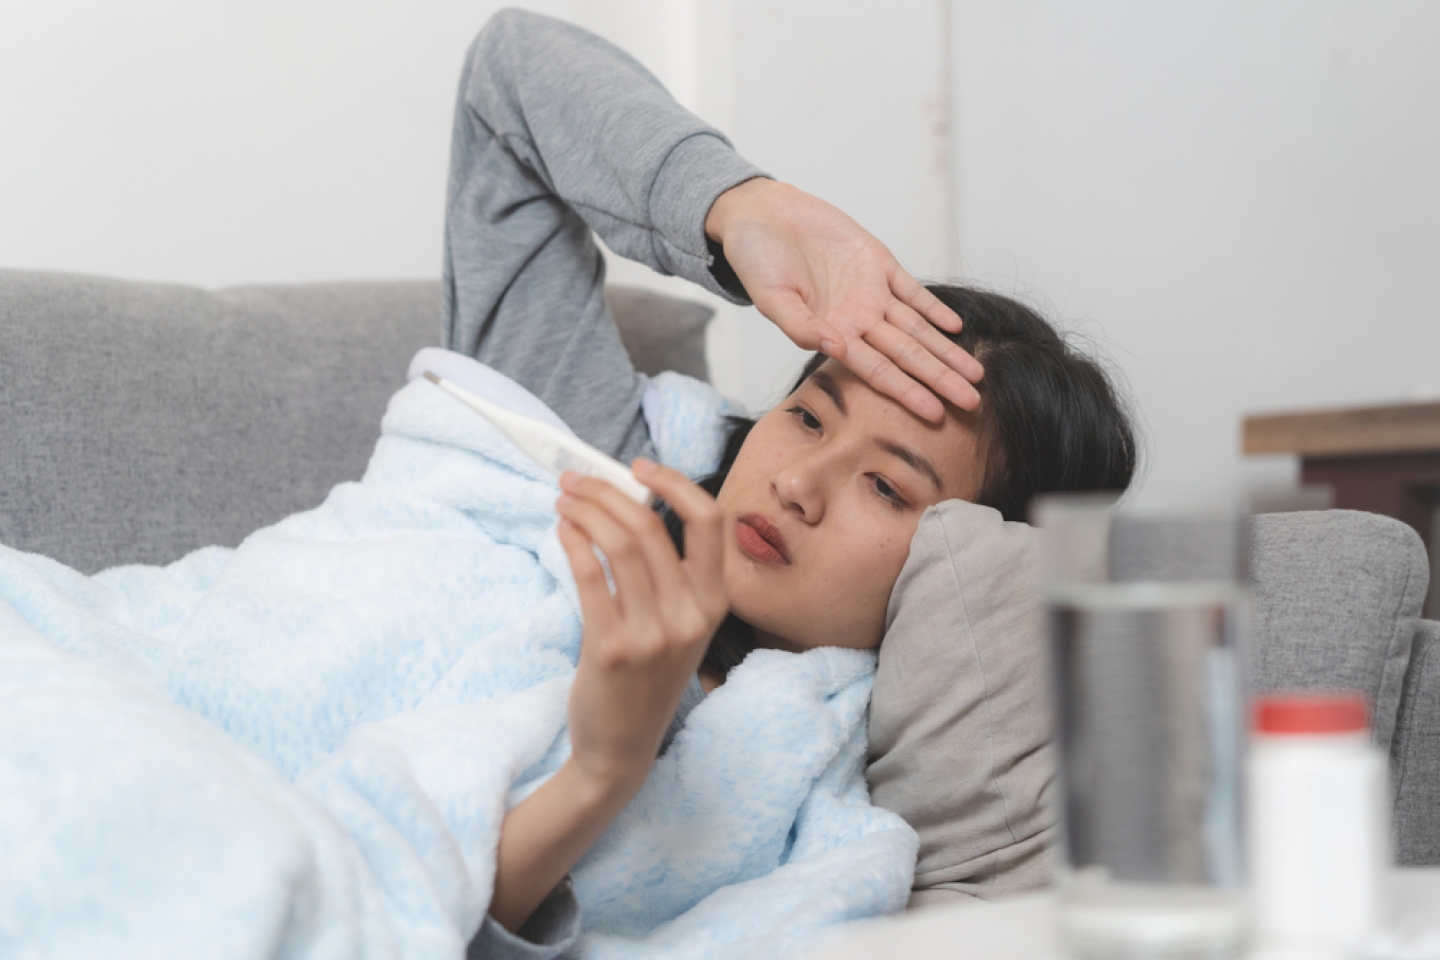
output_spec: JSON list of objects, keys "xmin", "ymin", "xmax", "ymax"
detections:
[{"xmin": 1393, "ymin": 618, "xmax": 1440, "ymax": 866}]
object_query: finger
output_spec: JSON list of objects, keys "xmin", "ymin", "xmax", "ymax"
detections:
[
  {"xmin": 562, "ymin": 472, "xmax": 694, "ymax": 620},
  {"xmin": 557, "ymin": 492, "xmax": 662, "ymax": 625},
  {"xmin": 866, "ymin": 312, "xmax": 982, "ymax": 413},
  {"xmin": 887, "ymin": 282, "xmax": 990, "ymax": 385},
  {"xmin": 556, "ymin": 517, "xmax": 621, "ymax": 635},
  {"xmin": 833, "ymin": 336, "xmax": 946, "ymax": 423},
  {"xmin": 631, "ymin": 460, "xmax": 726, "ymax": 611},
  {"xmin": 887, "ymin": 298, "xmax": 985, "ymax": 385},
  {"xmin": 890, "ymin": 267, "xmax": 965, "ymax": 335}
]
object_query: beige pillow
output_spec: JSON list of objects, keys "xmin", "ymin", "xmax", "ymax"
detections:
[{"xmin": 866, "ymin": 499, "xmax": 1056, "ymax": 908}]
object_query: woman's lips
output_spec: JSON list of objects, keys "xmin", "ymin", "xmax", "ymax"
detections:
[{"xmin": 735, "ymin": 513, "xmax": 791, "ymax": 566}]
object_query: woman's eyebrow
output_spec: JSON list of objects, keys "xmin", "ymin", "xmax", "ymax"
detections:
[
  {"xmin": 811, "ymin": 369, "xmax": 847, "ymax": 415},
  {"xmin": 876, "ymin": 440, "xmax": 943, "ymax": 494}
]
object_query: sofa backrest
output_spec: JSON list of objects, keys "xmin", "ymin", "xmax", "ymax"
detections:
[
  {"xmin": 1246, "ymin": 510, "xmax": 1436, "ymax": 864},
  {"xmin": 3, "ymin": 270, "xmax": 1435, "ymax": 867},
  {"xmin": 1247, "ymin": 511, "xmax": 1429, "ymax": 752},
  {"xmin": 1393, "ymin": 618, "xmax": 1440, "ymax": 865},
  {"xmin": 0, "ymin": 271, "xmax": 711, "ymax": 573}
]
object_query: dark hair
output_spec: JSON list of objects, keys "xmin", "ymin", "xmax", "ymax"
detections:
[
  {"xmin": 923, "ymin": 284, "xmax": 1137, "ymax": 521},
  {"xmin": 662, "ymin": 283, "xmax": 1137, "ymax": 676}
]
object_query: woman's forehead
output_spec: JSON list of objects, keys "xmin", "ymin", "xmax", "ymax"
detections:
[
  {"xmin": 798, "ymin": 360, "xmax": 985, "ymax": 498},
  {"xmin": 800, "ymin": 359, "xmax": 951, "ymax": 425}
]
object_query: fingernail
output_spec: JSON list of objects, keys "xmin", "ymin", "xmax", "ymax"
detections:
[
  {"xmin": 820, "ymin": 339, "xmax": 838, "ymax": 356},
  {"xmin": 556, "ymin": 494, "xmax": 574, "ymax": 510},
  {"xmin": 632, "ymin": 457, "xmax": 654, "ymax": 476}
]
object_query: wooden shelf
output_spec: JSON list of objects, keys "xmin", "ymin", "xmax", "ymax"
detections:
[{"xmin": 1243, "ymin": 400, "xmax": 1440, "ymax": 458}]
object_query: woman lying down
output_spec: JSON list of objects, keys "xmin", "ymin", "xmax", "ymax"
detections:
[{"xmin": 0, "ymin": 9, "xmax": 1135, "ymax": 960}]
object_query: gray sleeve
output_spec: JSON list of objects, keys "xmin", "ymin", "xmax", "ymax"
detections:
[
  {"xmin": 467, "ymin": 876, "xmax": 581, "ymax": 960},
  {"xmin": 442, "ymin": 8, "xmax": 764, "ymax": 462}
]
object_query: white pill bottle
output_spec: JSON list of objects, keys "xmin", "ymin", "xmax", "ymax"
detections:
[{"xmin": 1248, "ymin": 693, "xmax": 1390, "ymax": 949}]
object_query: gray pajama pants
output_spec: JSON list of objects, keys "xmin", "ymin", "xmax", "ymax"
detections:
[{"xmin": 441, "ymin": 9, "xmax": 762, "ymax": 466}]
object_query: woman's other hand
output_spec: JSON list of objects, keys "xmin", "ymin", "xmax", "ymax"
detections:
[
  {"xmin": 706, "ymin": 178, "xmax": 984, "ymax": 422},
  {"xmin": 555, "ymin": 459, "xmax": 727, "ymax": 792}
]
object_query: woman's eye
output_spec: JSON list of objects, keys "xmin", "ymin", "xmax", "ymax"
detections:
[
  {"xmin": 786, "ymin": 406, "xmax": 821, "ymax": 431},
  {"xmin": 872, "ymin": 476, "xmax": 907, "ymax": 510}
]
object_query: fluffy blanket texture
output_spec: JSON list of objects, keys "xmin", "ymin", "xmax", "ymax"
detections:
[{"xmin": 0, "ymin": 352, "xmax": 917, "ymax": 959}]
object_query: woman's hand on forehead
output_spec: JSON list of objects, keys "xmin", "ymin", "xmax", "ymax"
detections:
[{"xmin": 706, "ymin": 178, "xmax": 984, "ymax": 422}]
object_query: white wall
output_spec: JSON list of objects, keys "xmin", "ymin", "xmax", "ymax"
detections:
[
  {"xmin": 948, "ymin": 1, "xmax": 1440, "ymax": 507},
  {"xmin": 0, "ymin": 0, "xmax": 709, "ymax": 285},
  {"xmin": 0, "ymin": 0, "xmax": 513, "ymax": 286},
  {"xmin": 5, "ymin": 1, "xmax": 1437, "ymax": 508}
]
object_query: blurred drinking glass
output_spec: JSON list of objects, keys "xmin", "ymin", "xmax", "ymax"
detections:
[{"xmin": 1037, "ymin": 496, "xmax": 1248, "ymax": 960}]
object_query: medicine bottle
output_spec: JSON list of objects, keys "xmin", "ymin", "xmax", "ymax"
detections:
[{"xmin": 1248, "ymin": 693, "xmax": 1389, "ymax": 947}]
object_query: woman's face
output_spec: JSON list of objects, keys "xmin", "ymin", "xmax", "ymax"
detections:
[{"xmin": 714, "ymin": 359, "xmax": 986, "ymax": 652}]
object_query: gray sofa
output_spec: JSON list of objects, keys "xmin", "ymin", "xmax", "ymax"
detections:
[{"xmin": 2, "ymin": 269, "xmax": 1436, "ymax": 866}]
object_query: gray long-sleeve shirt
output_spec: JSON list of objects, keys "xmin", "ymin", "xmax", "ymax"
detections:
[{"xmin": 442, "ymin": 6, "xmax": 762, "ymax": 468}]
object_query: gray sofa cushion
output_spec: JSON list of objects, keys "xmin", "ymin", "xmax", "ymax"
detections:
[
  {"xmin": 0, "ymin": 271, "xmax": 712, "ymax": 574},
  {"xmin": 603, "ymin": 285, "xmax": 712, "ymax": 383},
  {"xmin": 1246, "ymin": 510, "xmax": 1429, "ymax": 755},
  {"xmin": 0, "ymin": 272, "xmax": 436, "ymax": 573},
  {"xmin": 1394, "ymin": 618, "xmax": 1440, "ymax": 866}
]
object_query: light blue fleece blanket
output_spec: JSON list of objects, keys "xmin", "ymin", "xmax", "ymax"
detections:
[{"xmin": 0, "ymin": 353, "xmax": 917, "ymax": 960}]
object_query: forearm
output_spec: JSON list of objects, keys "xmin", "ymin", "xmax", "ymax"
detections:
[
  {"xmin": 488, "ymin": 757, "xmax": 641, "ymax": 934},
  {"xmin": 487, "ymin": 460, "xmax": 726, "ymax": 934},
  {"xmin": 461, "ymin": 9, "xmax": 764, "ymax": 297}
]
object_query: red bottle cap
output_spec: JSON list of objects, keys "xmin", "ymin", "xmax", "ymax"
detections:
[{"xmin": 1253, "ymin": 694, "xmax": 1369, "ymax": 734}]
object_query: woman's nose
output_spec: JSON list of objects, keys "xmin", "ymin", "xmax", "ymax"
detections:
[{"xmin": 773, "ymin": 453, "xmax": 830, "ymax": 523}]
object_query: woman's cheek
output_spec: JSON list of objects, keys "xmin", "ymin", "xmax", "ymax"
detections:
[
  {"xmin": 838, "ymin": 536, "xmax": 910, "ymax": 641},
  {"xmin": 871, "ymin": 525, "xmax": 912, "ymax": 575},
  {"xmin": 868, "ymin": 523, "xmax": 920, "ymax": 601}
]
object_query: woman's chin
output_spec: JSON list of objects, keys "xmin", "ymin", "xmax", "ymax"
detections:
[
  {"xmin": 731, "ymin": 606, "xmax": 880, "ymax": 656},
  {"xmin": 751, "ymin": 628, "xmax": 805, "ymax": 654},
  {"xmin": 722, "ymin": 568, "xmax": 882, "ymax": 654}
]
